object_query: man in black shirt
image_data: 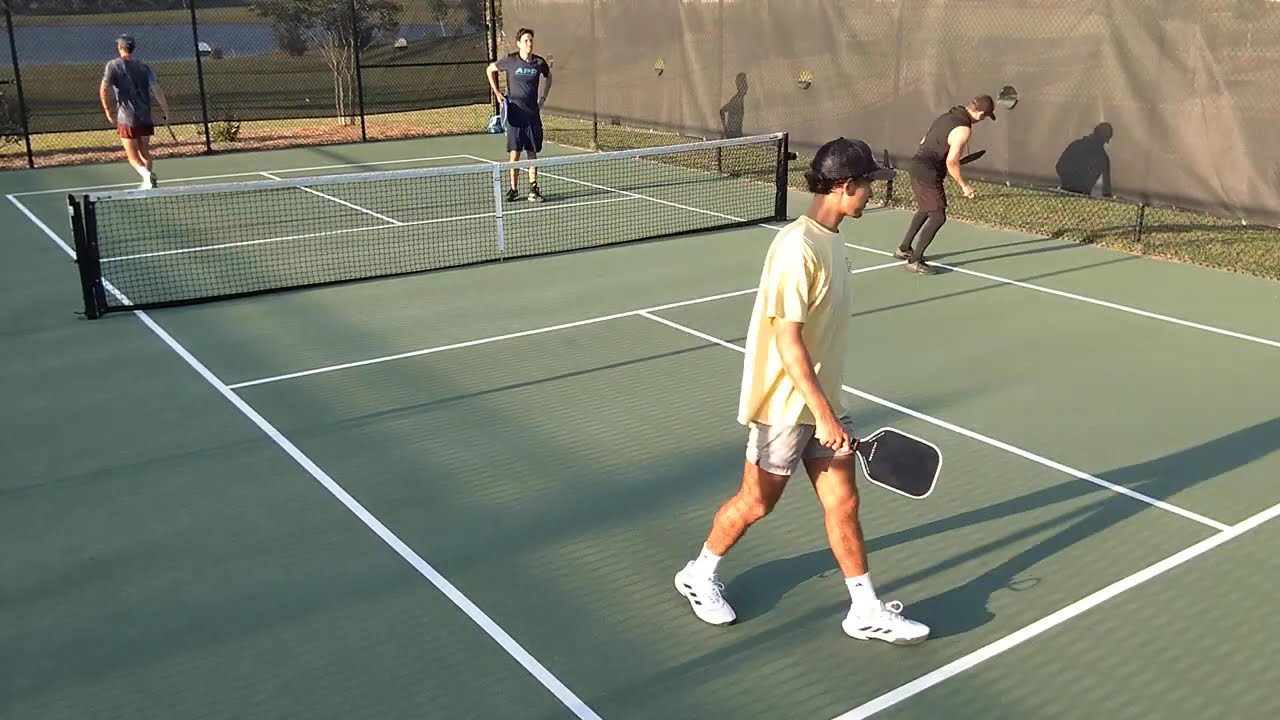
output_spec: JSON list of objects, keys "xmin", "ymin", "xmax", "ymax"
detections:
[
  {"xmin": 486, "ymin": 28, "xmax": 553, "ymax": 202},
  {"xmin": 896, "ymin": 95, "xmax": 995, "ymax": 274}
]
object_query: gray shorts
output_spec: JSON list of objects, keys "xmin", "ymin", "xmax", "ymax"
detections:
[{"xmin": 746, "ymin": 414, "xmax": 857, "ymax": 476}]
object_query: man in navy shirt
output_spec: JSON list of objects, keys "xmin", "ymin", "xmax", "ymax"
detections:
[{"xmin": 486, "ymin": 28, "xmax": 552, "ymax": 202}]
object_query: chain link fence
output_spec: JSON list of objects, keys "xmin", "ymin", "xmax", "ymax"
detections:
[{"xmin": 1, "ymin": 0, "xmax": 499, "ymax": 169}]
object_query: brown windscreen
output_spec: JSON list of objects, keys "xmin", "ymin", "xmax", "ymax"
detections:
[{"xmin": 502, "ymin": 0, "xmax": 1280, "ymax": 225}]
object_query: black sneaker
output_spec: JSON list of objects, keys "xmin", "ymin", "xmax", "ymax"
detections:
[
  {"xmin": 506, "ymin": 188, "xmax": 519, "ymax": 202},
  {"xmin": 527, "ymin": 184, "xmax": 544, "ymax": 202}
]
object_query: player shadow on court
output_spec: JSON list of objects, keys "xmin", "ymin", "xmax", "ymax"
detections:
[
  {"xmin": 924, "ymin": 234, "xmax": 1139, "ymax": 267},
  {"xmin": 725, "ymin": 416, "xmax": 1278, "ymax": 638},
  {"xmin": 721, "ymin": 72, "xmax": 749, "ymax": 139},
  {"xmin": 850, "ymin": 254, "xmax": 1137, "ymax": 320}
]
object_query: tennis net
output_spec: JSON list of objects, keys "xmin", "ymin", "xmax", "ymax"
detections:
[{"xmin": 67, "ymin": 132, "xmax": 792, "ymax": 318}]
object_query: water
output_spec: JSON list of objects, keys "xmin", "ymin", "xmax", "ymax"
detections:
[{"xmin": 0, "ymin": 22, "xmax": 466, "ymax": 69}]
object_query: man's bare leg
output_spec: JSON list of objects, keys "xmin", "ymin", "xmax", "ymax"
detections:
[
  {"xmin": 804, "ymin": 455, "xmax": 871, "ymax": 591},
  {"xmin": 526, "ymin": 150, "xmax": 538, "ymax": 188},
  {"xmin": 675, "ymin": 461, "xmax": 789, "ymax": 625},
  {"xmin": 120, "ymin": 137, "xmax": 143, "ymax": 174},
  {"xmin": 705, "ymin": 461, "xmax": 789, "ymax": 555},
  {"xmin": 136, "ymin": 135, "xmax": 153, "ymax": 172},
  {"xmin": 120, "ymin": 137, "xmax": 153, "ymax": 187},
  {"xmin": 805, "ymin": 454, "xmax": 931, "ymax": 645}
]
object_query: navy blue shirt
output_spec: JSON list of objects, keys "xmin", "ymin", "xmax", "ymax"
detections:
[{"xmin": 496, "ymin": 52, "xmax": 550, "ymax": 125}]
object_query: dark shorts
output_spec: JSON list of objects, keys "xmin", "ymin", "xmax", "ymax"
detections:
[
  {"xmin": 909, "ymin": 175, "xmax": 947, "ymax": 214},
  {"xmin": 506, "ymin": 120, "xmax": 543, "ymax": 154},
  {"xmin": 118, "ymin": 123, "xmax": 154, "ymax": 139}
]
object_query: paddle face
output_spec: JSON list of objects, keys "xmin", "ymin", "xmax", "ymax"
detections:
[
  {"xmin": 959, "ymin": 149, "xmax": 986, "ymax": 165},
  {"xmin": 854, "ymin": 427, "xmax": 942, "ymax": 499}
]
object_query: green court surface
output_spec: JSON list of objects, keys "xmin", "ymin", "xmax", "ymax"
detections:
[{"xmin": 3, "ymin": 133, "xmax": 1279, "ymax": 720}]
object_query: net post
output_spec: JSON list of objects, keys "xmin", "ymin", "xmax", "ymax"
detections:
[
  {"xmin": 491, "ymin": 164, "xmax": 507, "ymax": 259},
  {"xmin": 773, "ymin": 133, "xmax": 790, "ymax": 220},
  {"xmin": 68, "ymin": 194, "xmax": 105, "ymax": 319}
]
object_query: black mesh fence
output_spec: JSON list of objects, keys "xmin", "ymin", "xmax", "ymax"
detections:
[
  {"xmin": 500, "ymin": 0, "xmax": 1280, "ymax": 281},
  {"xmin": 0, "ymin": 0, "xmax": 498, "ymax": 169}
]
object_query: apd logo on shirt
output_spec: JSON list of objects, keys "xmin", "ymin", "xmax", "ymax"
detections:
[{"xmin": 515, "ymin": 66, "xmax": 540, "ymax": 76}]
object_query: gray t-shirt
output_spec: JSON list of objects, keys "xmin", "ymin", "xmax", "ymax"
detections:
[{"xmin": 103, "ymin": 57, "xmax": 157, "ymax": 126}]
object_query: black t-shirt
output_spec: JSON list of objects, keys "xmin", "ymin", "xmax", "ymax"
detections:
[
  {"xmin": 496, "ymin": 52, "xmax": 551, "ymax": 124},
  {"xmin": 909, "ymin": 106, "xmax": 972, "ymax": 179}
]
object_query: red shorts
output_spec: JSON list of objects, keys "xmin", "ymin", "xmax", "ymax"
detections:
[{"xmin": 118, "ymin": 123, "xmax": 154, "ymax": 139}]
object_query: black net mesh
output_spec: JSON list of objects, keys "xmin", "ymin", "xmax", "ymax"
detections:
[{"xmin": 70, "ymin": 132, "xmax": 787, "ymax": 315}]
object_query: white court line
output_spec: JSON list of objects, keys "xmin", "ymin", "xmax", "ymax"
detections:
[
  {"xmin": 6, "ymin": 192, "xmax": 605, "ymax": 720},
  {"xmin": 227, "ymin": 261, "xmax": 903, "ymax": 389},
  {"xmin": 463, "ymin": 154, "xmax": 753, "ymax": 225},
  {"xmin": 260, "ymin": 171, "xmax": 404, "ymax": 226},
  {"xmin": 9, "ymin": 154, "xmax": 479, "ymax": 197},
  {"xmin": 844, "ymin": 241, "xmax": 1280, "ymax": 350},
  {"xmin": 469, "ymin": 155, "xmax": 1279, "ymax": 354},
  {"xmin": 99, "ymin": 195, "xmax": 637, "ymax": 263},
  {"xmin": 636, "ymin": 310, "xmax": 1230, "ymax": 532},
  {"xmin": 833, "ymin": 499, "xmax": 1280, "ymax": 719}
]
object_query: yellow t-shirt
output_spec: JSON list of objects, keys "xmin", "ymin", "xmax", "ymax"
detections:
[{"xmin": 737, "ymin": 214, "xmax": 850, "ymax": 427}]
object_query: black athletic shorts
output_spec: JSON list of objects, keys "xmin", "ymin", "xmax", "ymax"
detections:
[
  {"xmin": 909, "ymin": 176, "xmax": 947, "ymax": 214},
  {"xmin": 506, "ymin": 119, "xmax": 543, "ymax": 154}
]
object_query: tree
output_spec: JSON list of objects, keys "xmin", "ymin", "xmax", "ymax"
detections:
[
  {"xmin": 429, "ymin": 0, "xmax": 449, "ymax": 36},
  {"xmin": 1234, "ymin": 0, "xmax": 1273, "ymax": 51},
  {"xmin": 252, "ymin": 0, "xmax": 401, "ymax": 124}
]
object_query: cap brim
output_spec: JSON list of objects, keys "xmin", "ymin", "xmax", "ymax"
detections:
[{"xmin": 864, "ymin": 167, "xmax": 897, "ymax": 182}]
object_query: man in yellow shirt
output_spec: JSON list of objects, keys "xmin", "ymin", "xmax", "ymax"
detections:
[{"xmin": 675, "ymin": 137, "xmax": 930, "ymax": 645}]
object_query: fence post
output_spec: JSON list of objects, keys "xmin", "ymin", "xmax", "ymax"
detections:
[
  {"xmin": 488, "ymin": 0, "xmax": 500, "ymax": 120},
  {"xmin": 187, "ymin": 0, "xmax": 212, "ymax": 152},
  {"xmin": 4, "ymin": 2, "xmax": 34, "ymax": 168},
  {"xmin": 1134, "ymin": 202, "xmax": 1147, "ymax": 253},
  {"xmin": 350, "ymin": 0, "xmax": 367, "ymax": 141},
  {"xmin": 588, "ymin": 0, "xmax": 598, "ymax": 148},
  {"xmin": 882, "ymin": 149, "xmax": 895, "ymax": 207}
]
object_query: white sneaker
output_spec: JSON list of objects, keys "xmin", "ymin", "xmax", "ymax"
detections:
[
  {"xmin": 674, "ymin": 561, "xmax": 736, "ymax": 626},
  {"xmin": 842, "ymin": 599, "xmax": 930, "ymax": 645}
]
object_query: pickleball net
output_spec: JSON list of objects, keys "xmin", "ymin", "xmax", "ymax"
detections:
[{"xmin": 67, "ymin": 132, "xmax": 792, "ymax": 318}]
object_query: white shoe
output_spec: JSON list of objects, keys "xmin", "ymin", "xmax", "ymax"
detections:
[
  {"xmin": 674, "ymin": 561, "xmax": 736, "ymax": 626},
  {"xmin": 842, "ymin": 599, "xmax": 930, "ymax": 645}
]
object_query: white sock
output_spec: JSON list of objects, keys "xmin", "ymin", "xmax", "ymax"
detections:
[
  {"xmin": 845, "ymin": 573, "xmax": 879, "ymax": 611},
  {"xmin": 137, "ymin": 165, "xmax": 150, "ymax": 179},
  {"xmin": 691, "ymin": 544, "xmax": 722, "ymax": 578}
]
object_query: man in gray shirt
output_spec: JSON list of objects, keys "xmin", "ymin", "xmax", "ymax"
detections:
[{"xmin": 100, "ymin": 34, "xmax": 171, "ymax": 189}]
